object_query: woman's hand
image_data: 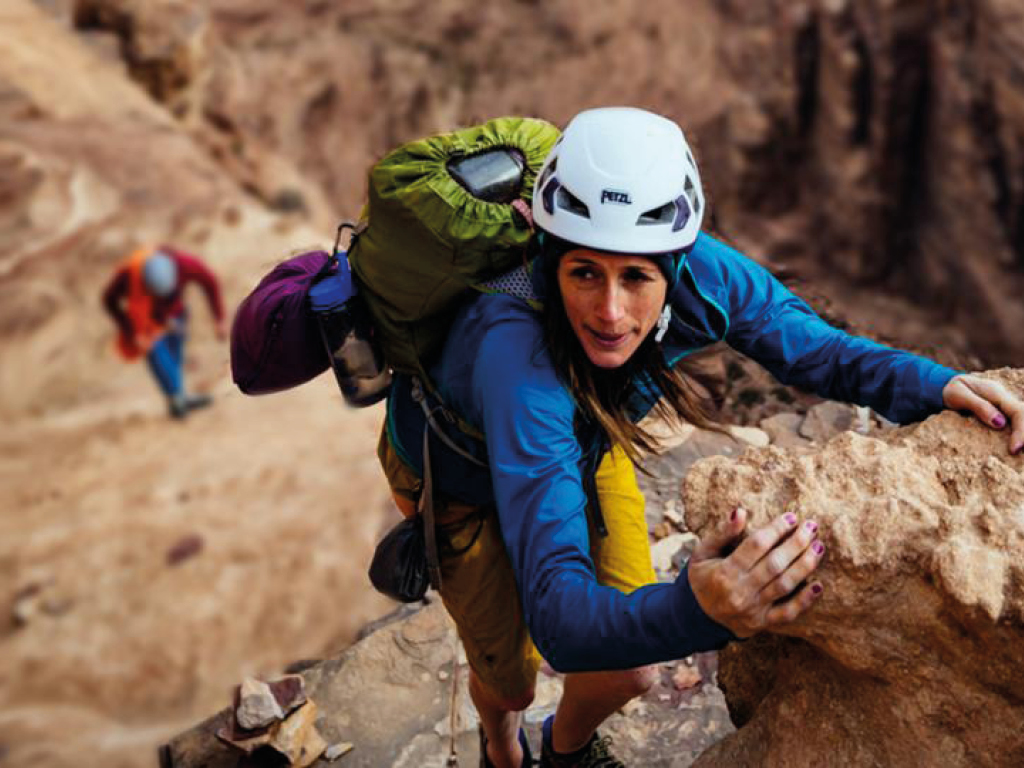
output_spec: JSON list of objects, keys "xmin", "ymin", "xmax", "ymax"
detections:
[
  {"xmin": 688, "ymin": 508, "xmax": 824, "ymax": 638},
  {"xmin": 942, "ymin": 374, "xmax": 1024, "ymax": 455}
]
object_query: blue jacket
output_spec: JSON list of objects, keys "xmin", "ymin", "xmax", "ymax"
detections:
[{"xmin": 385, "ymin": 232, "xmax": 958, "ymax": 673}]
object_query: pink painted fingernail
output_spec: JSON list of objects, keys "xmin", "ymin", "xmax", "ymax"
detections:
[
  {"xmin": 804, "ymin": 521, "xmax": 818, "ymax": 534},
  {"xmin": 813, "ymin": 541, "xmax": 825, "ymax": 555},
  {"xmin": 784, "ymin": 513, "xmax": 797, "ymax": 526},
  {"xmin": 811, "ymin": 583, "xmax": 824, "ymax": 596},
  {"xmin": 993, "ymin": 414, "xmax": 1006, "ymax": 429}
]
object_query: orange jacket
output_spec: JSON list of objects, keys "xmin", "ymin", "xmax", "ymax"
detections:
[
  {"xmin": 102, "ymin": 246, "xmax": 223, "ymax": 360},
  {"xmin": 115, "ymin": 248, "xmax": 162, "ymax": 359}
]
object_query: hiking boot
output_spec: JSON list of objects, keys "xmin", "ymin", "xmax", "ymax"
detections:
[
  {"xmin": 539, "ymin": 716, "xmax": 624, "ymax": 768},
  {"xmin": 479, "ymin": 724, "xmax": 533, "ymax": 767},
  {"xmin": 169, "ymin": 394, "xmax": 189, "ymax": 419},
  {"xmin": 168, "ymin": 393, "xmax": 213, "ymax": 420},
  {"xmin": 183, "ymin": 393, "xmax": 213, "ymax": 412}
]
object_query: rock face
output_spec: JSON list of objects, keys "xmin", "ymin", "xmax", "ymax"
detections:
[
  {"xmin": 684, "ymin": 368, "xmax": 1024, "ymax": 767},
  {"xmin": 704, "ymin": 0, "xmax": 1024, "ymax": 369},
  {"xmin": 0, "ymin": 5, "xmax": 393, "ymax": 768},
  {"xmin": 54, "ymin": 0, "xmax": 1024, "ymax": 370},
  {"xmin": 6, "ymin": 1, "xmax": 1024, "ymax": 766}
]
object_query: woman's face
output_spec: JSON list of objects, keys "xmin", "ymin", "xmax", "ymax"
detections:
[{"xmin": 557, "ymin": 248, "xmax": 668, "ymax": 369}]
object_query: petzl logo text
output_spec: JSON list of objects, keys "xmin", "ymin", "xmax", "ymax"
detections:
[{"xmin": 600, "ymin": 189, "xmax": 632, "ymax": 205}]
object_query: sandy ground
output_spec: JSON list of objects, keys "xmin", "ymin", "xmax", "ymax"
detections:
[
  {"xmin": 0, "ymin": 358, "xmax": 398, "ymax": 768},
  {"xmin": 0, "ymin": 227, "xmax": 399, "ymax": 767}
]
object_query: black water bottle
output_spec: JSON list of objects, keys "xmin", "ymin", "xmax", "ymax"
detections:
[{"xmin": 308, "ymin": 255, "xmax": 391, "ymax": 408}]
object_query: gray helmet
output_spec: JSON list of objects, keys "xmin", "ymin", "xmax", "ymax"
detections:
[{"xmin": 142, "ymin": 251, "xmax": 178, "ymax": 298}]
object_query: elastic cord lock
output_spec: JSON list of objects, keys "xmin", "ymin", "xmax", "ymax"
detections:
[{"xmin": 655, "ymin": 304, "xmax": 672, "ymax": 343}]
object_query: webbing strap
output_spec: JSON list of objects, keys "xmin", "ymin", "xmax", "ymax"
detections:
[
  {"xmin": 411, "ymin": 376, "xmax": 488, "ymax": 594},
  {"xmin": 411, "ymin": 378, "xmax": 487, "ymax": 468},
  {"xmin": 582, "ymin": 446, "xmax": 609, "ymax": 538},
  {"xmin": 419, "ymin": 422, "xmax": 442, "ymax": 592}
]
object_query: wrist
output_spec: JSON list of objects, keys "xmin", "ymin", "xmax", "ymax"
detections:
[{"xmin": 676, "ymin": 564, "xmax": 739, "ymax": 648}]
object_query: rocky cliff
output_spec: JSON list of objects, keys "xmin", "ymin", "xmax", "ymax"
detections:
[
  {"xmin": 47, "ymin": 0, "xmax": 1024, "ymax": 370},
  {"xmin": 4, "ymin": 0, "xmax": 1024, "ymax": 766}
]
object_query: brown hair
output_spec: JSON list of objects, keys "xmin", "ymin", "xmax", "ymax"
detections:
[{"xmin": 541, "ymin": 256, "xmax": 715, "ymax": 466}]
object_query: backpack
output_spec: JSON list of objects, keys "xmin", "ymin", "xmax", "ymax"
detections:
[
  {"xmin": 230, "ymin": 117, "xmax": 560, "ymax": 399},
  {"xmin": 347, "ymin": 115, "xmax": 560, "ymax": 383}
]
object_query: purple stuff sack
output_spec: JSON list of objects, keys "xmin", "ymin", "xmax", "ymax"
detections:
[{"xmin": 230, "ymin": 251, "xmax": 332, "ymax": 394}]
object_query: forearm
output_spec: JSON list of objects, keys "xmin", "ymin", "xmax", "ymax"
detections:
[
  {"xmin": 176, "ymin": 253, "xmax": 225, "ymax": 321},
  {"xmin": 524, "ymin": 563, "xmax": 734, "ymax": 672},
  {"xmin": 734, "ymin": 311, "xmax": 958, "ymax": 423},
  {"xmin": 495, "ymin": 470, "xmax": 733, "ymax": 671}
]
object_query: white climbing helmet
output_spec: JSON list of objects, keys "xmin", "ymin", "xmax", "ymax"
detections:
[
  {"xmin": 532, "ymin": 107, "xmax": 705, "ymax": 254},
  {"xmin": 142, "ymin": 250, "xmax": 178, "ymax": 298}
]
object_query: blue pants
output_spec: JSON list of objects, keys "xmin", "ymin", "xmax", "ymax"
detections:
[{"xmin": 145, "ymin": 321, "xmax": 186, "ymax": 397}]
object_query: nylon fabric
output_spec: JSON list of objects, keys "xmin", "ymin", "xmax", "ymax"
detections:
[
  {"xmin": 377, "ymin": 428, "xmax": 658, "ymax": 702},
  {"xmin": 347, "ymin": 116, "xmax": 560, "ymax": 381},
  {"xmin": 381, "ymin": 230, "xmax": 958, "ymax": 674}
]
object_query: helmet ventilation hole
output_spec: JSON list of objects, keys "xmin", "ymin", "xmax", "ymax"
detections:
[
  {"xmin": 684, "ymin": 177, "xmax": 701, "ymax": 214},
  {"xmin": 556, "ymin": 186, "xmax": 590, "ymax": 219},
  {"xmin": 637, "ymin": 202, "xmax": 676, "ymax": 226}
]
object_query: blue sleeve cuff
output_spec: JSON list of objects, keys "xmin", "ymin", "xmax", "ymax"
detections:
[
  {"xmin": 919, "ymin": 362, "xmax": 960, "ymax": 414},
  {"xmin": 674, "ymin": 564, "xmax": 738, "ymax": 650}
]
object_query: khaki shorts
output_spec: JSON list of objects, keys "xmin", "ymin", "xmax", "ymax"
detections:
[{"xmin": 377, "ymin": 425, "xmax": 657, "ymax": 704}]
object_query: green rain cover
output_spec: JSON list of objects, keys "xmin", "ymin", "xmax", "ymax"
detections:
[{"xmin": 348, "ymin": 116, "xmax": 560, "ymax": 379}]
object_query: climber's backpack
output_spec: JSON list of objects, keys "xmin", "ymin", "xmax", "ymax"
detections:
[{"xmin": 347, "ymin": 116, "xmax": 560, "ymax": 384}]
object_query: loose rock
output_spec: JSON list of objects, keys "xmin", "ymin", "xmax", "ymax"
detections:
[
  {"xmin": 324, "ymin": 741, "xmax": 354, "ymax": 761},
  {"xmin": 236, "ymin": 678, "xmax": 284, "ymax": 731}
]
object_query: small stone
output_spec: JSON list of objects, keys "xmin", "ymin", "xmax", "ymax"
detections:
[
  {"xmin": 12, "ymin": 594, "xmax": 38, "ymax": 626},
  {"xmin": 760, "ymin": 413, "xmax": 812, "ymax": 449},
  {"xmin": 873, "ymin": 411, "xmax": 898, "ymax": 431},
  {"xmin": 271, "ymin": 700, "xmax": 326, "ymax": 767},
  {"xmin": 798, "ymin": 401, "xmax": 856, "ymax": 442},
  {"xmin": 619, "ymin": 698, "xmax": 644, "ymax": 717},
  {"xmin": 166, "ymin": 534, "xmax": 204, "ymax": 566},
  {"xmin": 854, "ymin": 406, "xmax": 872, "ymax": 435},
  {"xmin": 11, "ymin": 581, "xmax": 50, "ymax": 627},
  {"xmin": 325, "ymin": 741, "xmax": 354, "ymax": 761},
  {"xmin": 663, "ymin": 499, "xmax": 685, "ymax": 526},
  {"xmin": 727, "ymin": 425, "xmax": 770, "ymax": 447},
  {"xmin": 267, "ymin": 674, "xmax": 307, "ymax": 714},
  {"xmin": 650, "ymin": 533, "xmax": 699, "ymax": 576},
  {"xmin": 236, "ymin": 678, "xmax": 284, "ymax": 730},
  {"xmin": 672, "ymin": 664, "xmax": 702, "ymax": 691},
  {"xmin": 437, "ymin": 670, "xmax": 449, "ymax": 681}
]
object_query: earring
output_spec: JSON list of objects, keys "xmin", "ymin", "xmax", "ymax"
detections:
[{"xmin": 655, "ymin": 304, "xmax": 672, "ymax": 343}]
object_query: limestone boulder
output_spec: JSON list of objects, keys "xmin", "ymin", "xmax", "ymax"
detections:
[{"xmin": 684, "ymin": 368, "xmax": 1024, "ymax": 767}]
